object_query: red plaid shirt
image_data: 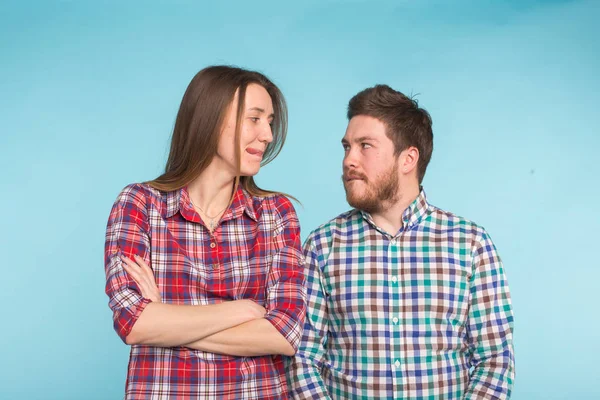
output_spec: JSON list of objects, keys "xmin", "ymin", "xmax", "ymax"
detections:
[{"xmin": 104, "ymin": 183, "xmax": 305, "ymax": 399}]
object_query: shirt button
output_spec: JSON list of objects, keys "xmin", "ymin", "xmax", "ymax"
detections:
[
  {"xmin": 210, "ymin": 242, "xmax": 216, "ymax": 249},
  {"xmin": 212, "ymin": 263, "xmax": 219, "ymax": 270},
  {"xmin": 392, "ymin": 317, "xmax": 399, "ymax": 324},
  {"xmin": 391, "ymin": 276, "xmax": 398, "ymax": 283},
  {"xmin": 394, "ymin": 360, "xmax": 401, "ymax": 368}
]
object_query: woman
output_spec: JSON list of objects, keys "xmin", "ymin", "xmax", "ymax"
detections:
[{"xmin": 104, "ymin": 66, "xmax": 305, "ymax": 399}]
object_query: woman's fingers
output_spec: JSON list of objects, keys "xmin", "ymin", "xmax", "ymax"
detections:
[
  {"xmin": 134, "ymin": 255, "xmax": 156, "ymax": 283},
  {"xmin": 122, "ymin": 255, "xmax": 151, "ymax": 297},
  {"xmin": 122, "ymin": 254, "xmax": 162, "ymax": 303},
  {"xmin": 133, "ymin": 255, "xmax": 160, "ymax": 300},
  {"xmin": 121, "ymin": 256, "xmax": 143, "ymax": 283}
]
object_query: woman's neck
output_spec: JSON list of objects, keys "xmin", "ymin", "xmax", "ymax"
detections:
[{"xmin": 187, "ymin": 161, "xmax": 236, "ymax": 215}]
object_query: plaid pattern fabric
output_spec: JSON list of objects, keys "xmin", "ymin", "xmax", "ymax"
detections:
[
  {"xmin": 104, "ymin": 183, "xmax": 305, "ymax": 399},
  {"xmin": 288, "ymin": 189, "xmax": 514, "ymax": 399}
]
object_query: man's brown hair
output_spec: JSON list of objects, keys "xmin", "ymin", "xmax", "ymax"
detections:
[{"xmin": 348, "ymin": 84, "xmax": 433, "ymax": 183}]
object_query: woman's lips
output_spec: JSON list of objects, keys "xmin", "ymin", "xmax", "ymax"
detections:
[{"xmin": 246, "ymin": 148, "xmax": 264, "ymax": 158}]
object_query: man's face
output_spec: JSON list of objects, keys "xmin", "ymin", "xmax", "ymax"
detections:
[{"xmin": 342, "ymin": 115, "xmax": 400, "ymax": 213}]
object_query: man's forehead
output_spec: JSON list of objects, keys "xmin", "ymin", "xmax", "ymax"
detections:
[
  {"xmin": 347, "ymin": 115, "xmax": 386, "ymax": 132},
  {"xmin": 343, "ymin": 123, "xmax": 386, "ymax": 142},
  {"xmin": 342, "ymin": 133, "xmax": 381, "ymax": 143}
]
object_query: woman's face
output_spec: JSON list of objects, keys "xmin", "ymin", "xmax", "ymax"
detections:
[{"xmin": 216, "ymin": 83, "xmax": 274, "ymax": 177}]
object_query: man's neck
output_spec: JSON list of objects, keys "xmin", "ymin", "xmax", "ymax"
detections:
[{"xmin": 370, "ymin": 183, "xmax": 420, "ymax": 236}]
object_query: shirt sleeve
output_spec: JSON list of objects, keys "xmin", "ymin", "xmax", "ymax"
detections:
[
  {"xmin": 263, "ymin": 196, "xmax": 307, "ymax": 352},
  {"xmin": 464, "ymin": 230, "xmax": 515, "ymax": 399},
  {"xmin": 286, "ymin": 237, "xmax": 332, "ymax": 400},
  {"xmin": 104, "ymin": 184, "xmax": 153, "ymax": 343}
]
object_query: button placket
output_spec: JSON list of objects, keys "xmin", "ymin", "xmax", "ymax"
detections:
[
  {"xmin": 388, "ymin": 235, "xmax": 403, "ymax": 395},
  {"xmin": 209, "ymin": 235, "xmax": 220, "ymax": 278}
]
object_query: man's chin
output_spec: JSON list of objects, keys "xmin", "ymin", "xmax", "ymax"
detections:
[
  {"xmin": 344, "ymin": 187, "xmax": 359, "ymax": 203},
  {"xmin": 343, "ymin": 180, "xmax": 363, "ymax": 193},
  {"xmin": 345, "ymin": 189, "xmax": 380, "ymax": 212},
  {"xmin": 346, "ymin": 193, "xmax": 366, "ymax": 210}
]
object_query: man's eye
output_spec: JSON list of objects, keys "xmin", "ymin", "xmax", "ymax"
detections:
[{"xmin": 362, "ymin": 143, "xmax": 372, "ymax": 149}]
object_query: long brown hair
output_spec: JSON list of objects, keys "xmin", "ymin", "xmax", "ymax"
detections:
[{"xmin": 147, "ymin": 65, "xmax": 288, "ymax": 198}]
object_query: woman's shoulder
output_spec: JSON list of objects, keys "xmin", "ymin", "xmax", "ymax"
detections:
[
  {"xmin": 114, "ymin": 182, "xmax": 168, "ymax": 207},
  {"xmin": 250, "ymin": 192, "xmax": 298, "ymax": 220}
]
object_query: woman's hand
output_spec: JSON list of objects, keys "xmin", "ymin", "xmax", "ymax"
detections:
[{"xmin": 121, "ymin": 254, "xmax": 162, "ymax": 303}]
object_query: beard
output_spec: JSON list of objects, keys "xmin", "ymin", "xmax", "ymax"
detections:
[{"xmin": 343, "ymin": 160, "xmax": 399, "ymax": 213}]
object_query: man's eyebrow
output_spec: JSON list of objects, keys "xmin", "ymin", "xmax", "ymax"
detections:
[
  {"xmin": 342, "ymin": 136, "xmax": 378, "ymax": 144},
  {"xmin": 355, "ymin": 136, "xmax": 378, "ymax": 142}
]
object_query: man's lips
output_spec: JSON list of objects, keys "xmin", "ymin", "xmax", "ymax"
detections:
[{"xmin": 343, "ymin": 172, "xmax": 366, "ymax": 181}]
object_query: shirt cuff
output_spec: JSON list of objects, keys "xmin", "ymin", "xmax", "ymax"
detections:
[
  {"xmin": 264, "ymin": 308, "xmax": 303, "ymax": 352},
  {"xmin": 113, "ymin": 298, "xmax": 153, "ymax": 343}
]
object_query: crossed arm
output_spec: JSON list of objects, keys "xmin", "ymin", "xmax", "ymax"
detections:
[
  {"xmin": 104, "ymin": 186, "xmax": 305, "ymax": 357},
  {"xmin": 120, "ymin": 254, "xmax": 296, "ymax": 356}
]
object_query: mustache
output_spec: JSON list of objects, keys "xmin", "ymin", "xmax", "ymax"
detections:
[{"xmin": 342, "ymin": 170, "xmax": 367, "ymax": 181}]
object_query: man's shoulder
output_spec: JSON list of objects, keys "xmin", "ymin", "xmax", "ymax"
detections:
[
  {"xmin": 427, "ymin": 204, "xmax": 489, "ymax": 238},
  {"xmin": 304, "ymin": 209, "xmax": 361, "ymax": 247}
]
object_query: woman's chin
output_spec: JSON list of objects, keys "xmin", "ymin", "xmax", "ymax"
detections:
[{"xmin": 239, "ymin": 168, "xmax": 260, "ymax": 177}]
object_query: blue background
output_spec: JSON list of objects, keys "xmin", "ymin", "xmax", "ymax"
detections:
[{"xmin": 1, "ymin": 1, "xmax": 598, "ymax": 398}]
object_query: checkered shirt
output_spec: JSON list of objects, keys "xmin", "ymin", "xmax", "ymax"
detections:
[
  {"xmin": 104, "ymin": 183, "xmax": 305, "ymax": 399},
  {"xmin": 287, "ymin": 189, "xmax": 514, "ymax": 399}
]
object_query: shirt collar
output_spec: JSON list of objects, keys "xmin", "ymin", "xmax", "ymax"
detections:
[
  {"xmin": 360, "ymin": 187, "xmax": 431, "ymax": 234},
  {"xmin": 165, "ymin": 185, "xmax": 258, "ymax": 223},
  {"xmin": 401, "ymin": 187, "xmax": 430, "ymax": 230},
  {"xmin": 228, "ymin": 185, "xmax": 259, "ymax": 222}
]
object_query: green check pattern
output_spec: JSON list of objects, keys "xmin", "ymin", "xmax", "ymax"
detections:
[{"xmin": 287, "ymin": 190, "xmax": 514, "ymax": 399}]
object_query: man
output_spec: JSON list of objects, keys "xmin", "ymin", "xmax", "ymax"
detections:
[{"xmin": 288, "ymin": 85, "xmax": 514, "ymax": 399}]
